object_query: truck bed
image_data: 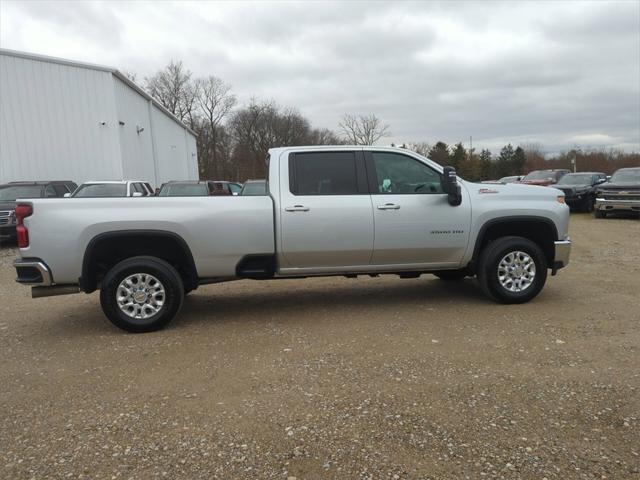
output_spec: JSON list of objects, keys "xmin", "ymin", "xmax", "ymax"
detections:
[{"xmin": 21, "ymin": 196, "xmax": 275, "ymax": 284}]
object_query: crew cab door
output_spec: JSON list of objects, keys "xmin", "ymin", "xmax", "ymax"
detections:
[
  {"xmin": 366, "ymin": 151, "xmax": 471, "ymax": 267},
  {"xmin": 279, "ymin": 150, "xmax": 374, "ymax": 269}
]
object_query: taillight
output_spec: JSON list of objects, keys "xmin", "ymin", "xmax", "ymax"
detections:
[{"xmin": 15, "ymin": 204, "xmax": 33, "ymax": 248}]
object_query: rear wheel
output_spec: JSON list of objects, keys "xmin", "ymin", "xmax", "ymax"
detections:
[
  {"xmin": 477, "ymin": 236, "xmax": 547, "ymax": 304},
  {"xmin": 100, "ymin": 256, "xmax": 184, "ymax": 333}
]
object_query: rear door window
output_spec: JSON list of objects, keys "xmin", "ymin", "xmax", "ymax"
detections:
[{"xmin": 289, "ymin": 151, "xmax": 362, "ymax": 195}]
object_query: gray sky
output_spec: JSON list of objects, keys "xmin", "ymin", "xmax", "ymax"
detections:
[{"xmin": 2, "ymin": 0, "xmax": 639, "ymax": 154}]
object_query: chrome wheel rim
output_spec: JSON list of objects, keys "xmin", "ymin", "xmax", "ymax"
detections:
[
  {"xmin": 497, "ymin": 251, "xmax": 536, "ymax": 292},
  {"xmin": 116, "ymin": 273, "xmax": 165, "ymax": 319}
]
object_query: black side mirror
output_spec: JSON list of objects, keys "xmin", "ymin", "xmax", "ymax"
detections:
[{"xmin": 442, "ymin": 166, "xmax": 462, "ymax": 206}]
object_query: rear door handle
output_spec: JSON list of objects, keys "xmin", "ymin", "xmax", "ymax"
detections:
[
  {"xmin": 285, "ymin": 205, "xmax": 310, "ymax": 212},
  {"xmin": 377, "ymin": 203, "xmax": 400, "ymax": 210}
]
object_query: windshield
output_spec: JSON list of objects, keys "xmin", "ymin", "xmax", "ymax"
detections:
[
  {"xmin": 229, "ymin": 183, "xmax": 242, "ymax": 194},
  {"xmin": 240, "ymin": 182, "xmax": 267, "ymax": 196},
  {"xmin": 557, "ymin": 174, "xmax": 593, "ymax": 185},
  {"xmin": 610, "ymin": 169, "xmax": 640, "ymax": 183},
  {"xmin": 159, "ymin": 184, "xmax": 209, "ymax": 196},
  {"xmin": 73, "ymin": 184, "xmax": 127, "ymax": 197},
  {"xmin": 0, "ymin": 185, "xmax": 44, "ymax": 201},
  {"xmin": 523, "ymin": 171, "xmax": 555, "ymax": 181}
]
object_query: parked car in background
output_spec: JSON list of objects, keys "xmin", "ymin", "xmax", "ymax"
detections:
[
  {"xmin": 158, "ymin": 180, "xmax": 220, "ymax": 197},
  {"xmin": 239, "ymin": 179, "xmax": 267, "ymax": 196},
  {"xmin": 553, "ymin": 172, "xmax": 607, "ymax": 212},
  {"xmin": 211, "ymin": 182, "xmax": 235, "ymax": 196},
  {"xmin": 594, "ymin": 167, "xmax": 640, "ymax": 218},
  {"xmin": 483, "ymin": 175, "xmax": 523, "ymax": 184},
  {"xmin": 519, "ymin": 169, "xmax": 570, "ymax": 186},
  {"xmin": 70, "ymin": 180, "xmax": 153, "ymax": 198},
  {"xmin": 499, "ymin": 175, "xmax": 523, "ymax": 184},
  {"xmin": 228, "ymin": 182, "xmax": 243, "ymax": 195},
  {"xmin": 1, "ymin": 180, "xmax": 77, "ymax": 243}
]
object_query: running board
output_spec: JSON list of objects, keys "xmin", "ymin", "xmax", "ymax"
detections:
[{"xmin": 32, "ymin": 285, "xmax": 81, "ymax": 298}]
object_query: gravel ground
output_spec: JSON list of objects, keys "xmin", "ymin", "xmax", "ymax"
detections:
[{"xmin": 1, "ymin": 214, "xmax": 639, "ymax": 480}]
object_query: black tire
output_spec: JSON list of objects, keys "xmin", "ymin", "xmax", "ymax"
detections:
[
  {"xmin": 100, "ymin": 256, "xmax": 184, "ymax": 333},
  {"xmin": 584, "ymin": 195, "xmax": 595, "ymax": 213},
  {"xmin": 434, "ymin": 270, "xmax": 467, "ymax": 281},
  {"xmin": 595, "ymin": 209, "xmax": 606, "ymax": 219},
  {"xmin": 477, "ymin": 236, "xmax": 547, "ymax": 304}
]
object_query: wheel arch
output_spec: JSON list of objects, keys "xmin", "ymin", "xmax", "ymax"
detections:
[
  {"xmin": 471, "ymin": 216, "xmax": 559, "ymax": 272},
  {"xmin": 80, "ymin": 230, "xmax": 198, "ymax": 293}
]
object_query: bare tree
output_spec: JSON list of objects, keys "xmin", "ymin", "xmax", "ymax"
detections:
[
  {"xmin": 339, "ymin": 113, "xmax": 390, "ymax": 145},
  {"xmin": 145, "ymin": 60, "xmax": 197, "ymax": 126},
  {"xmin": 308, "ymin": 128, "xmax": 344, "ymax": 145},
  {"xmin": 229, "ymin": 100, "xmax": 338, "ymax": 179},
  {"xmin": 122, "ymin": 70, "xmax": 138, "ymax": 83},
  {"xmin": 407, "ymin": 142, "xmax": 431, "ymax": 157},
  {"xmin": 195, "ymin": 76, "xmax": 237, "ymax": 177}
]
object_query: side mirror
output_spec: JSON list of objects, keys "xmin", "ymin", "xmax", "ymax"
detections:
[
  {"xmin": 442, "ymin": 166, "xmax": 462, "ymax": 206},
  {"xmin": 132, "ymin": 192, "xmax": 143, "ymax": 197},
  {"xmin": 63, "ymin": 193, "xmax": 71, "ymax": 197}
]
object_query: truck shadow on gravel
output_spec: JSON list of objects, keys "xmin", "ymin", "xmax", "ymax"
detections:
[
  {"xmin": 45, "ymin": 278, "xmax": 487, "ymax": 335},
  {"xmin": 173, "ymin": 278, "xmax": 526, "ymax": 329},
  {"xmin": 52, "ymin": 277, "xmax": 562, "ymax": 335}
]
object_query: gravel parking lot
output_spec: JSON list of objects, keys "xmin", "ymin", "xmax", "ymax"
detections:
[{"xmin": 1, "ymin": 214, "xmax": 638, "ymax": 479}]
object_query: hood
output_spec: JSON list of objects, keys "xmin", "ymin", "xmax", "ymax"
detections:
[
  {"xmin": 554, "ymin": 184, "xmax": 591, "ymax": 194},
  {"xmin": 596, "ymin": 181, "xmax": 640, "ymax": 191},
  {"xmin": 0, "ymin": 201, "xmax": 17, "ymax": 211}
]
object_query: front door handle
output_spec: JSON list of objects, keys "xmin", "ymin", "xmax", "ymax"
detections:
[
  {"xmin": 377, "ymin": 203, "xmax": 400, "ymax": 210},
  {"xmin": 285, "ymin": 205, "xmax": 310, "ymax": 212}
]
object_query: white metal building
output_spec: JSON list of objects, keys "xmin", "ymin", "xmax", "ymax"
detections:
[{"xmin": 0, "ymin": 49, "xmax": 198, "ymax": 187}]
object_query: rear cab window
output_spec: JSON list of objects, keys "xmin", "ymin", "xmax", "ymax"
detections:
[{"xmin": 288, "ymin": 151, "xmax": 367, "ymax": 195}]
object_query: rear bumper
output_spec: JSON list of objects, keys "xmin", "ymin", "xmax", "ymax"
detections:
[
  {"xmin": 0, "ymin": 224, "xmax": 16, "ymax": 240},
  {"xmin": 553, "ymin": 237, "xmax": 571, "ymax": 273},
  {"xmin": 595, "ymin": 198, "xmax": 640, "ymax": 212},
  {"xmin": 14, "ymin": 258, "xmax": 53, "ymax": 286}
]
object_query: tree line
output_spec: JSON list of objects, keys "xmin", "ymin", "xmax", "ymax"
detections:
[
  {"xmin": 399, "ymin": 142, "xmax": 639, "ymax": 181},
  {"xmin": 141, "ymin": 61, "xmax": 638, "ymax": 182}
]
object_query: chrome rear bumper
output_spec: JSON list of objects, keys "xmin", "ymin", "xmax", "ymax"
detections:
[{"xmin": 14, "ymin": 259, "xmax": 53, "ymax": 286}]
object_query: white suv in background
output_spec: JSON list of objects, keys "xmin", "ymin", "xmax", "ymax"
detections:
[{"xmin": 68, "ymin": 181, "xmax": 154, "ymax": 198}]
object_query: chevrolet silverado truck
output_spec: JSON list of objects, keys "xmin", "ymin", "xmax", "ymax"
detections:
[
  {"xmin": 553, "ymin": 172, "xmax": 607, "ymax": 212},
  {"xmin": 594, "ymin": 167, "xmax": 640, "ymax": 218},
  {"xmin": 13, "ymin": 146, "xmax": 572, "ymax": 332}
]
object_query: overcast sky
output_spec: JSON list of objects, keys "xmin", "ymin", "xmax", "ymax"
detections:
[{"xmin": 2, "ymin": 0, "xmax": 639, "ymax": 153}]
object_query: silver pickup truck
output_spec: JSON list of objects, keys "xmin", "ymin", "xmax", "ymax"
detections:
[{"xmin": 13, "ymin": 146, "xmax": 571, "ymax": 332}]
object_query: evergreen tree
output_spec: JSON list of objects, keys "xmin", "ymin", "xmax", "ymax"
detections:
[
  {"xmin": 479, "ymin": 149, "xmax": 493, "ymax": 180},
  {"xmin": 449, "ymin": 143, "xmax": 467, "ymax": 172},
  {"xmin": 496, "ymin": 143, "xmax": 515, "ymax": 177},
  {"xmin": 427, "ymin": 141, "xmax": 450, "ymax": 165},
  {"xmin": 513, "ymin": 146, "xmax": 526, "ymax": 175}
]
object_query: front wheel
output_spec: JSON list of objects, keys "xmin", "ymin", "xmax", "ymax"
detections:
[
  {"xmin": 584, "ymin": 195, "xmax": 595, "ymax": 213},
  {"xmin": 100, "ymin": 256, "xmax": 185, "ymax": 333},
  {"xmin": 477, "ymin": 236, "xmax": 548, "ymax": 304}
]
